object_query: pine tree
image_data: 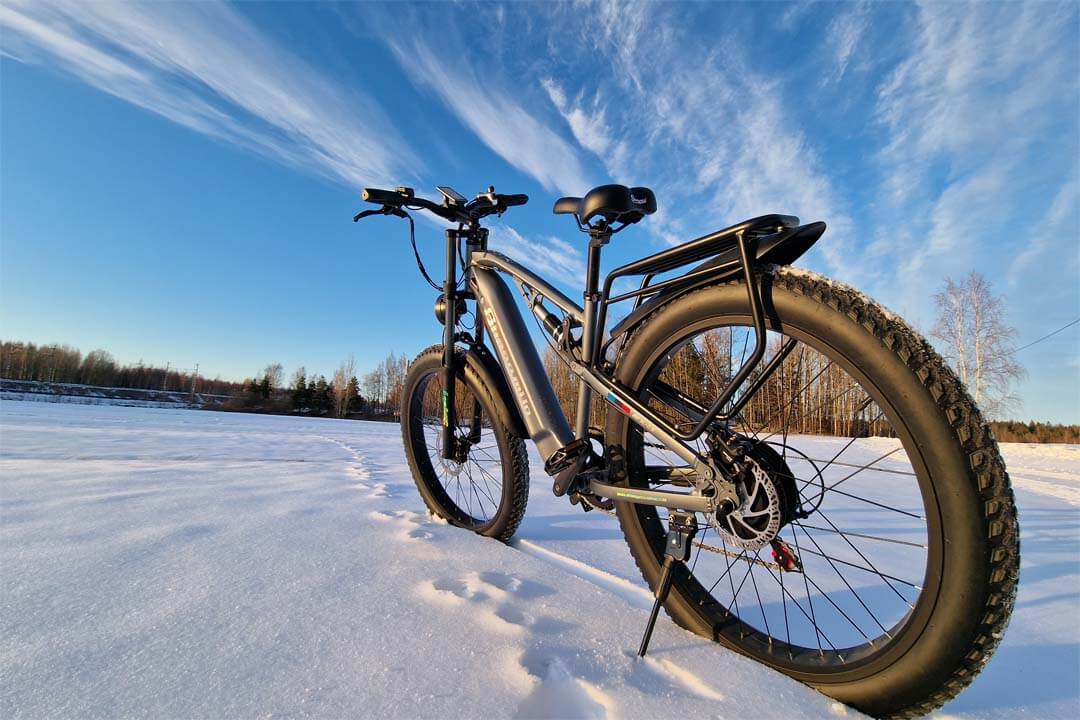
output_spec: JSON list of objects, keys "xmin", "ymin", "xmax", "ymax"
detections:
[
  {"xmin": 291, "ymin": 368, "xmax": 309, "ymax": 412},
  {"xmin": 312, "ymin": 376, "xmax": 330, "ymax": 415},
  {"xmin": 344, "ymin": 375, "xmax": 361, "ymax": 414}
]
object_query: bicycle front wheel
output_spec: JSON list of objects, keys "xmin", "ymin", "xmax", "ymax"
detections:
[{"xmin": 401, "ymin": 345, "xmax": 529, "ymax": 542}]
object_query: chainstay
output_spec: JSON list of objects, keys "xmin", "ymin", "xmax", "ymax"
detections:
[{"xmin": 581, "ymin": 498, "xmax": 785, "ymax": 572}]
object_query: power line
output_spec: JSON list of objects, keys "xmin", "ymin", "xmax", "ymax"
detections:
[{"xmin": 1012, "ymin": 317, "xmax": 1080, "ymax": 353}]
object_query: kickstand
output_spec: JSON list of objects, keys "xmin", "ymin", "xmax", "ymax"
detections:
[{"xmin": 638, "ymin": 511, "xmax": 698, "ymax": 657}]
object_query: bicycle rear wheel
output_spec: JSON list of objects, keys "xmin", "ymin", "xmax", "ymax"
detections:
[{"xmin": 606, "ymin": 268, "xmax": 1018, "ymax": 718}]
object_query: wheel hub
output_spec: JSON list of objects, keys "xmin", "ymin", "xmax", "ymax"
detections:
[{"xmin": 710, "ymin": 441, "xmax": 800, "ymax": 550}]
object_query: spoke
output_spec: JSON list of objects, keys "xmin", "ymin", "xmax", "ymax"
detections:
[
  {"xmin": 475, "ymin": 464, "xmax": 499, "ymax": 506},
  {"xmin": 467, "ymin": 463, "xmax": 498, "ymax": 510},
  {"xmin": 471, "ymin": 446, "xmax": 501, "ymax": 464},
  {"xmin": 706, "ymin": 537, "xmax": 746, "ymax": 596},
  {"xmin": 794, "ymin": 545, "xmax": 920, "ymax": 591},
  {"xmin": 780, "ymin": 348, "xmax": 806, "ymax": 462},
  {"xmin": 795, "ymin": 524, "xmax": 889, "ymax": 637},
  {"xmin": 812, "ymin": 507, "xmax": 919, "ymax": 602},
  {"xmin": 690, "ymin": 523, "xmax": 708, "ymax": 574},
  {"xmin": 761, "ymin": 562, "xmax": 841, "ymax": 653},
  {"xmin": 825, "ymin": 447, "xmax": 905, "ymax": 492},
  {"xmin": 792, "ymin": 457, "xmax": 916, "ymax": 478},
  {"xmin": 474, "ymin": 463, "xmax": 505, "ymax": 496},
  {"xmin": 814, "ymin": 409, "xmax": 887, "ymax": 475},
  {"xmin": 729, "ymin": 557, "xmax": 758, "ymax": 632},
  {"xmin": 724, "ymin": 538, "xmax": 746, "ymax": 635},
  {"xmin": 779, "ymin": 555, "xmax": 792, "ymax": 650},
  {"xmin": 825, "ymin": 487, "xmax": 924, "ymax": 519},
  {"xmin": 461, "ymin": 471, "xmax": 473, "ymax": 517},
  {"xmin": 795, "ymin": 522, "xmax": 926, "ymax": 549},
  {"xmin": 469, "ymin": 476, "xmax": 488, "ymax": 521},
  {"xmin": 749, "ymin": 358, "xmax": 835, "ymax": 437},
  {"xmin": 789, "ymin": 528, "xmax": 825, "ymax": 655},
  {"xmin": 746, "ymin": 557, "xmax": 771, "ymax": 638}
]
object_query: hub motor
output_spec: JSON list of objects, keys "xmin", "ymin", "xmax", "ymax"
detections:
[{"xmin": 711, "ymin": 440, "xmax": 800, "ymax": 550}]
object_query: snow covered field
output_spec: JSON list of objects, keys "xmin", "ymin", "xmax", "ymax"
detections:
[{"xmin": 1, "ymin": 401, "xmax": 1077, "ymax": 719}]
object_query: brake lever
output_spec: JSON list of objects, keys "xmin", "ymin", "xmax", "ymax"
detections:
[{"xmin": 353, "ymin": 206, "xmax": 409, "ymax": 222}]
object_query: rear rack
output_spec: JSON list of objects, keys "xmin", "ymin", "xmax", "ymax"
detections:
[
  {"xmin": 589, "ymin": 213, "xmax": 805, "ymax": 442},
  {"xmin": 594, "ymin": 214, "xmax": 799, "ymax": 355}
]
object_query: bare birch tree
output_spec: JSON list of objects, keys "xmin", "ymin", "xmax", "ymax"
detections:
[
  {"xmin": 333, "ymin": 355, "xmax": 356, "ymax": 418},
  {"xmin": 932, "ymin": 272, "xmax": 1025, "ymax": 418}
]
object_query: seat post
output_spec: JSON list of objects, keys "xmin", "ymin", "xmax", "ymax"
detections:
[{"xmin": 575, "ymin": 228, "xmax": 610, "ymax": 439}]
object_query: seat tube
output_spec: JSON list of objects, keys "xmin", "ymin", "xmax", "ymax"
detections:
[{"xmin": 576, "ymin": 240, "xmax": 604, "ymax": 439}]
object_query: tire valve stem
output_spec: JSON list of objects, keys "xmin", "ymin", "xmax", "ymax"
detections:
[{"xmin": 771, "ymin": 538, "xmax": 802, "ymax": 573}]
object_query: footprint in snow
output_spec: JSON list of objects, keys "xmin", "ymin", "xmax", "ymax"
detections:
[
  {"xmin": 514, "ymin": 656, "xmax": 613, "ymax": 720},
  {"xmin": 420, "ymin": 571, "xmax": 571, "ymax": 636},
  {"xmin": 369, "ymin": 509, "xmax": 438, "ymax": 541}
]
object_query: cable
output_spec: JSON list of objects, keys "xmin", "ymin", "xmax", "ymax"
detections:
[
  {"xmin": 403, "ymin": 212, "xmax": 442, "ymax": 292},
  {"xmin": 1012, "ymin": 317, "xmax": 1080, "ymax": 353}
]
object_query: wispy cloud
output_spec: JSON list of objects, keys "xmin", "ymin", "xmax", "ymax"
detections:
[
  {"xmin": 0, "ymin": 0, "xmax": 418, "ymax": 187},
  {"xmin": 487, "ymin": 223, "xmax": 585, "ymax": 289},
  {"xmin": 387, "ymin": 38, "xmax": 591, "ymax": 196},
  {"xmin": 541, "ymin": 79, "xmax": 615, "ymax": 159},
  {"xmin": 559, "ymin": 3, "xmax": 857, "ymax": 276},
  {"xmin": 822, "ymin": 2, "xmax": 869, "ymax": 84},
  {"xmin": 1008, "ymin": 176, "xmax": 1079, "ymax": 286},
  {"xmin": 779, "ymin": 1, "xmax": 817, "ymax": 32},
  {"xmin": 876, "ymin": 0, "xmax": 1078, "ymax": 276}
]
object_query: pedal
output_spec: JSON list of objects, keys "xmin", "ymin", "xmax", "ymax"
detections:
[
  {"xmin": 545, "ymin": 438, "xmax": 591, "ymax": 497},
  {"xmin": 551, "ymin": 452, "xmax": 588, "ymax": 496},
  {"xmin": 638, "ymin": 512, "xmax": 698, "ymax": 657}
]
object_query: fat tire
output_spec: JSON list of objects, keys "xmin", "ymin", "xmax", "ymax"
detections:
[
  {"xmin": 607, "ymin": 267, "xmax": 1019, "ymax": 718},
  {"xmin": 401, "ymin": 345, "xmax": 529, "ymax": 543}
]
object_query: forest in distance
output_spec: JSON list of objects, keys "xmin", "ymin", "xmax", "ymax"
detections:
[{"xmin": 2, "ymin": 338, "xmax": 1076, "ymax": 444}]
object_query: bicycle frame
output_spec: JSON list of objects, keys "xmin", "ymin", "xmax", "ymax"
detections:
[{"xmin": 438, "ymin": 213, "xmax": 815, "ymax": 514}]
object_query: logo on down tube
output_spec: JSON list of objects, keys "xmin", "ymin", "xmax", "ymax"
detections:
[{"xmin": 606, "ymin": 392, "xmax": 634, "ymax": 416}]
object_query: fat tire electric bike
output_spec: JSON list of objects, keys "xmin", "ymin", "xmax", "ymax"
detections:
[{"xmin": 354, "ymin": 183, "xmax": 1018, "ymax": 719}]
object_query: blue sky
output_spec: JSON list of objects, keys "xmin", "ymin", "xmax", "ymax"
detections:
[{"xmin": 1, "ymin": 0, "xmax": 1077, "ymax": 422}]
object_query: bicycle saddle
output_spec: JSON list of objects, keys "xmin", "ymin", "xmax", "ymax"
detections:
[{"xmin": 554, "ymin": 184, "xmax": 657, "ymax": 226}]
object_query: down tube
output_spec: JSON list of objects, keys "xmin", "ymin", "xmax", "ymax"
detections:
[{"xmin": 471, "ymin": 267, "xmax": 574, "ymax": 463}]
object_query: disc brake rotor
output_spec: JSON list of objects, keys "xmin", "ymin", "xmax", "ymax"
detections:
[{"xmin": 711, "ymin": 456, "xmax": 784, "ymax": 550}]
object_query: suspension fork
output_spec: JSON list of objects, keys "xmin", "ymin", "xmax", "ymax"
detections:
[
  {"xmin": 441, "ymin": 228, "xmax": 459, "ymax": 460},
  {"xmin": 466, "ymin": 235, "xmax": 486, "ymax": 445}
]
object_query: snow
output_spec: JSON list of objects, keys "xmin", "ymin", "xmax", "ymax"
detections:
[
  {"xmin": 0, "ymin": 391, "xmax": 197, "ymax": 409},
  {"xmin": 1, "ymin": 400, "xmax": 1077, "ymax": 718}
]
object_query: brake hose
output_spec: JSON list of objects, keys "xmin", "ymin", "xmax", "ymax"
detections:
[{"xmin": 401, "ymin": 210, "xmax": 442, "ymax": 292}]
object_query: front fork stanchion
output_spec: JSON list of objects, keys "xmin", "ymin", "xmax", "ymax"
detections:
[
  {"xmin": 639, "ymin": 512, "xmax": 698, "ymax": 657},
  {"xmin": 441, "ymin": 229, "xmax": 458, "ymax": 460}
]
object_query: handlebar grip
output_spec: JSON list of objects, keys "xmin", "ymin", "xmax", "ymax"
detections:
[
  {"xmin": 502, "ymin": 194, "xmax": 528, "ymax": 207},
  {"xmin": 362, "ymin": 187, "xmax": 402, "ymax": 205}
]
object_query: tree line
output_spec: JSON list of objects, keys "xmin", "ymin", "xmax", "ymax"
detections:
[
  {"xmin": 0, "ymin": 341, "xmax": 242, "ymax": 395},
  {"xmin": 226, "ymin": 352, "xmax": 413, "ymax": 419},
  {"xmin": 544, "ymin": 333, "xmax": 891, "ymax": 440}
]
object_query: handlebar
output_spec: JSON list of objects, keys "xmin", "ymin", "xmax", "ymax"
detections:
[
  {"xmin": 361, "ymin": 187, "xmax": 406, "ymax": 206},
  {"xmin": 500, "ymin": 194, "xmax": 528, "ymax": 208},
  {"xmin": 359, "ymin": 185, "xmax": 528, "ymax": 224}
]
